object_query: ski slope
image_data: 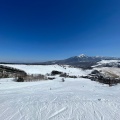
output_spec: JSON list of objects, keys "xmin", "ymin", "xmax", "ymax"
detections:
[{"xmin": 0, "ymin": 77, "xmax": 120, "ymax": 120}]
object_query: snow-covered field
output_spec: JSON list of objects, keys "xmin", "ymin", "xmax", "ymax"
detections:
[
  {"xmin": 0, "ymin": 64, "xmax": 91, "ymax": 76},
  {"xmin": 0, "ymin": 64, "xmax": 120, "ymax": 120}
]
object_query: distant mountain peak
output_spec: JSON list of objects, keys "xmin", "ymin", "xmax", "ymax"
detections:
[{"xmin": 78, "ymin": 54, "xmax": 87, "ymax": 58}]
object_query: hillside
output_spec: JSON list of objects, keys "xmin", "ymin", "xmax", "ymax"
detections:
[
  {"xmin": 0, "ymin": 61, "xmax": 120, "ymax": 120},
  {"xmin": 0, "ymin": 77, "xmax": 120, "ymax": 120}
]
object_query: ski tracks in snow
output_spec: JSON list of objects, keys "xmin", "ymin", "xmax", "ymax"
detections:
[{"xmin": 48, "ymin": 107, "xmax": 67, "ymax": 120}]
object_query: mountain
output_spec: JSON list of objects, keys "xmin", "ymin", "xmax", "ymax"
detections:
[
  {"xmin": 1, "ymin": 54, "xmax": 120, "ymax": 69},
  {"xmin": 40, "ymin": 54, "xmax": 120, "ymax": 69}
]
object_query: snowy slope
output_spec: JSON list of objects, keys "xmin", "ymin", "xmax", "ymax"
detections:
[
  {"xmin": 98, "ymin": 60, "xmax": 120, "ymax": 64},
  {"xmin": 0, "ymin": 64, "xmax": 91, "ymax": 76},
  {"xmin": 0, "ymin": 78, "xmax": 120, "ymax": 120},
  {"xmin": 93, "ymin": 60, "xmax": 120, "ymax": 67},
  {"xmin": 0, "ymin": 64, "xmax": 120, "ymax": 120},
  {"xmin": 94, "ymin": 67, "xmax": 120, "ymax": 77},
  {"xmin": 92, "ymin": 60, "xmax": 120, "ymax": 78}
]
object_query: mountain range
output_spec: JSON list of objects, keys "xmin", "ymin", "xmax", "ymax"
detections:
[
  {"xmin": 1, "ymin": 54, "xmax": 120, "ymax": 69},
  {"xmin": 40, "ymin": 54, "xmax": 120, "ymax": 69}
]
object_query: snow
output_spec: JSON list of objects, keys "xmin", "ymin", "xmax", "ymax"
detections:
[
  {"xmin": 0, "ymin": 64, "xmax": 91, "ymax": 76},
  {"xmin": 94, "ymin": 67, "xmax": 120, "ymax": 77},
  {"xmin": 0, "ymin": 78, "xmax": 15, "ymax": 82},
  {"xmin": 0, "ymin": 64, "xmax": 120, "ymax": 120},
  {"xmin": 98, "ymin": 60, "xmax": 120, "ymax": 64},
  {"xmin": 92, "ymin": 59, "xmax": 120, "ymax": 68},
  {"xmin": 0, "ymin": 77, "xmax": 120, "ymax": 120},
  {"xmin": 78, "ymin": 54, "xmax": 86, "ymax": 58},
  {"xmin": 92, "ymin": 60, "xmax": 120, "ymax": 77}
]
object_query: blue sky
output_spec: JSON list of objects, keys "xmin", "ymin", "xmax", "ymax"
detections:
[{"xmin": 0, "ymin": 0, "xmax": 120, "ymax": 62}]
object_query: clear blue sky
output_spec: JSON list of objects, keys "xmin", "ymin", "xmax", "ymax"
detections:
[{"xmin": 0, "ymin": 0, "xmax": 120, "ymax": 62}]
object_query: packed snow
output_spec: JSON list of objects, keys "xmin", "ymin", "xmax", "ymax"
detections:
[
  {"xmin": 0, "ymin": 64, "xmax": 120, "ymax": 120},
  {"xmin": 1, "ymin": 77, "xmax": 120, "ymax": 120}
]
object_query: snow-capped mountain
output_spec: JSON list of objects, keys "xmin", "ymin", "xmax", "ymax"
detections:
[
  {"xmin": 1, "ymin": 54, "xmax": 120, "ymax": 69},
  {"xmin": 40, "ymin": 54, "xmax": 120, "ymax": 69},
  {"xmin": 78, "ymin": 54, "xmax": 88, "ymax": 58}
]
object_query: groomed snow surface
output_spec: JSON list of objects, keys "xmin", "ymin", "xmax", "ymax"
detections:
[{"xmin": 0, "ymin": 64, "xmax": 120, "ymax": 120}]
